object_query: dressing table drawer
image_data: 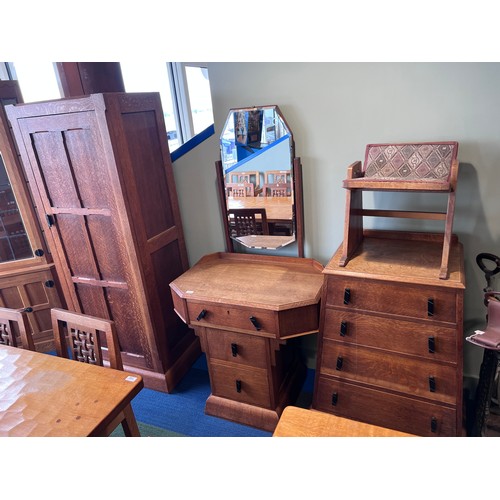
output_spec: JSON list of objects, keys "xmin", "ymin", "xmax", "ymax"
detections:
[
  {"xmin": 210, "ymin": 360, "xmax": 271, "ymax": 408},
  {"xmin": 322, "ymin": 308, "xmax": 458, "ymax": 363},
  {"xmin": 205, "ymin": 328, "xmax": 268, "ymax": 369},
  {"xmin": 320, "ymin": 340, "xmax": 457, "ymax": 404},
  {"xmin": 325, "ymin": 276, "xmax": 457, "ymax": 323},
  {"xmin": 315, "ymin": 376, "xmax": 457, "ymax": 437},
  {"xmin": 187, "ymin": 301, "xmax": 277, "ymax": 336}
]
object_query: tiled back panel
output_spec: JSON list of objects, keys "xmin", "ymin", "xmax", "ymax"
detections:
[{"xmin": 364, "ymin": 142, "xmax": 458, "ymax": 180}]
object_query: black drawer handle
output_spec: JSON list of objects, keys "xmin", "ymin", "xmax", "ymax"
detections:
[
  {"xmin": 336, "ymin": 356, "xmax": 343, "ymax": 370},
  {"xmin": 428, "ymin": 336, "xmax": 435, "ymax": 353},
  {"xmin": 249, "ymin": 316, "xmax": 261, "ymax": 331},
  {"xmin": 427, "ymin": 298, "xmax": 434, "ymax": 317},
  {"xmin": 343, "ymin": 288, "xmax": 351, "ymax": 305},
  {"xmin": 429, "ymin": 376, "xmax": 436, "ymax": 392},
  {"xmin": 231, "ymin": 343, "xmax": 238, "ymax": 357},
  {"xmin": 331, "ymin": 392, "xmax": 338, "ymax": 406},
  {"xmin": 431, "ymin": 417, "xmax": 437, "ymax": 433},
  {"xmin": 23, "ymin": 307, "xmax": 33, "ymax": 313},
  {"xmin": 340, "ymin": 321, "xmax": 347, "ymax": 337},
  {"xmin": 236, "ymin": 380, "xmax": 242, "ymax": 393},
  {"xmin": 196, "ymin": 309, "xmax": 207, "ymax": 321}
]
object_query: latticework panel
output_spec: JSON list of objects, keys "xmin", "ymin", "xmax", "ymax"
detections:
[
  {"xmin": 69, "ymin": 327, "xmax": 102, "ymax": 365},
  {"xmin": 234, "ymin": 215, "xmax": 259, "ymax": 236},
  {"xmin": 270, "ymin": 187, "xmax": 288, "ymax": 197},
  {"xmin": 0, "ymin": 321, "xmax": 14, "ymax": 346}
]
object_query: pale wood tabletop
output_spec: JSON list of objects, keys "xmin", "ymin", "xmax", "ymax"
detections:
[
  {"xmin": 0, "ymin": 344, "xmax": 143, "ymax": 437},
  {"xmin": 226, "ymin": 196, "xmax": 293, "ymax": 222},
  {"xmin": 273, "ymin": 406, "xmax": 416, "ymax": 437},
  {"xmin": 170, "ymin": 252, "xmax": 324, "ymax": 312}
]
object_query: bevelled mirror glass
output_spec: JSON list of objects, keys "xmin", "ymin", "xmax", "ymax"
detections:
[{"xmin": 218, "ymin": 105, "xmax": 297, "ymax": 251}]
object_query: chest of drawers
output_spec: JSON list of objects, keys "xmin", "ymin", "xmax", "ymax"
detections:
[
  {"xmin": 312, "ymin": 231, "xmax": 465, "ymax": 436},
  {"xmin": 170, "ymin": 252, "xmax": 324, "ymax": 432}
]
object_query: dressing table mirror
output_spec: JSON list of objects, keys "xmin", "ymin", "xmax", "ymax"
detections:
[{"xmin": 215, "ymin": 105, "xmax": 304, "ymax": 257}]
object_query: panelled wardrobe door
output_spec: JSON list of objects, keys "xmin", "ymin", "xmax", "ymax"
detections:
[{"xmin": 6, "ymin": 92, "xmax": 200, "ymax": 392}]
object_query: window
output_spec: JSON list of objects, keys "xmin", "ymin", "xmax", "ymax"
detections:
[
  {"xmin": 1, "ymin": 61, "xmax": 214, "ymax": 155},
  {"xmin": 120, "ymin": 62, "xmax": 214, "ymax": 153},
  {"xmin": 3, "ymin": 62, "xmax": 61, "ymax": 102}
]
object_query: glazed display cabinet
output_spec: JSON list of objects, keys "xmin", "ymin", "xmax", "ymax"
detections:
[{"xmin": 0, "ymin": 80, "xmax": 63, "ymax": 351}]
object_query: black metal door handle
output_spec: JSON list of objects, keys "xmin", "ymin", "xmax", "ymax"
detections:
[
  {"xmin": 428, "ymin": 336, "xmax": 435, "ymax": 353},
  {"xmin": 196, "ymin": 309, "xmax": 207, "ymax": 321},
  {"xmin": 331, "ymin": 392, "xmax": 338, "ymax": 406},
  {"xmin": 427, "ymin": 298, "xmax": 434, "ymax": 317},
  {"xmin": 429, "ymin": 376, "xmax": 436, "ymax": 392},
  {"xmin": 336, "ymin": 356, "xmax": 343, "ymax": 370},
  {"xmin": 236, "ymin": 380, "xmax": 242, "ymax": 393},
  {"xmin": 231, "ymin": 343, "xmax": 238, "ymax": 357},
  {"xmin": 431, "ymin": 417, "xmax": 437, "ymax": 433},
  {"xmin": 340, "ymin": 321, "xmax": 347, "ymax": 337},
  {"xmin": 343, "ymin": 288, "xmax": 351, "ymax": 305},
  {"xmin": 249, "ymin": 316, "xmax": 261, "ymax": 331}
]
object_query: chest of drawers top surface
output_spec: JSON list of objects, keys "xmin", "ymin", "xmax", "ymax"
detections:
[
  {"xmin": 170, "ymin": 252, "xmax": 324, "ymax": 311},
  {"xmin": 324, "ymin": 231, "xmax": 465, "ymax": 289}
]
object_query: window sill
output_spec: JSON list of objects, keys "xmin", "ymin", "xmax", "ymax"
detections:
[{"xmin": 170, "ymin": 124, "xmax": 215, "ymax": 162}]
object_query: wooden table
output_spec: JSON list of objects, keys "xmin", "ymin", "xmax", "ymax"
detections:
[
  {"xmin": 273, "ymin": 406, "xmax": 416, "ymax": 437},
  {"xmin": 226, "ymin": 196, "xmax": 293, "ymax": 222},
  {"xmin": 0, "ymin": 344, "xmax": 143, "ymax": 436}
]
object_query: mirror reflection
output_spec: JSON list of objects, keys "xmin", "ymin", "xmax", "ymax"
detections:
[{"xmin": 220, "ymin": 105, "xmax": 296, "ymax": 250}]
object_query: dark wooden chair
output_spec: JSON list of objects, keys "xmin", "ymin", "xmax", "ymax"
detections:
[
  {"xmin": 228, "ymin": 208, "xmax": 269, "ymax": 237},
  {"xmin": 264, "ymin": 170, "xmax": 291, "ymax": 185},
  {"xmin": 51, "ymin": 308, "xmax": 140, "ymax": 436},
  {"xmin": 227, "ymin": 171, "xmax": 260, "ymax": 186},
  {"xmin": 0, "ymin": 307, "xmax": 35, "ymax": 351},
  {"xmin": 340, "ymin": 141, "xmax": 459, "ymax": 279},
  {"xmin": 226, "ymin": 171, "xmax": 261, "ymax": 195},
  {"xmin": 263, "ymin": 170, "xmax": 291, "ymax": 197}
]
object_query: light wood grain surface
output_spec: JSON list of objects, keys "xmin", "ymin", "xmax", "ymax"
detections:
[
  {"xmin": 226, "ymin": 196, "xmax": 293, "ymax": 221},
  {"xmin": 170, "ymin": 252, "xmax": 324, "ymax": 311},
  {"xmin": 0, "ymin": 344, "xmax": 143, "ymax": 437},
  {"xmin": 273, "ymin": 406, "xmax": 416, "ymax": 437},
  {"xmin": 326, "ymin": 230, "xmax": 465, "ymax": 288}
]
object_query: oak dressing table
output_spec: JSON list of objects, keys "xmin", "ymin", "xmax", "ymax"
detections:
[{"xmin": 170, "ymin": 252, "xmax": 323, "ymax": 431}]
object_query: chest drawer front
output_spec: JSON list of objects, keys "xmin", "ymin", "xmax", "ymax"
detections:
[
  {"xmin": 210, "ymin": 360, "xmax": 271, "ymax": 408},
  {"xmin": 320, "ymin": 341, "xmax": 457, "ymax": 404},
  {"xmin": 187, "ymin": 301, "xmax": 277, "ymax": 335},
  {"xmin": 314, "ymin": 376, "xmax": 457, "ymax": 436},
  {"xmin": 205, "ymin": 328, "xmax": 267, "ymax": 368},
  {"xmin": 325, "ymin": 277, "xmax": 457, "ymax": 323},
  {"xmin": 322, "ymin": 308, "xmax": 458, "ymax": 363}
]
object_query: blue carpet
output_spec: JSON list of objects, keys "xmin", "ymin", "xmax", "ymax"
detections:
[{"xmin": 128, "ymin": 354, "xmax": 315, "ymax": 437}]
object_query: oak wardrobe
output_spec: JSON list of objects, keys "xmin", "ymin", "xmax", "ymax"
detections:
[{"xmin": 6, "ymin": 92, "xmax": 200, "ymax": 391}]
